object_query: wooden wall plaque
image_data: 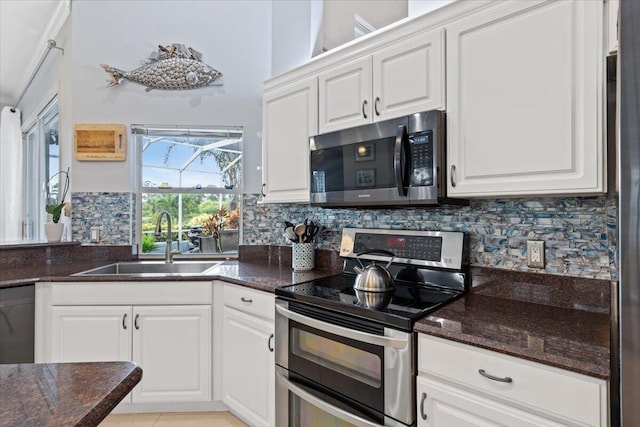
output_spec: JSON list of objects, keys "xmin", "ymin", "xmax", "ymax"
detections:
[{"xmin": 74, "ymin": 124, "xmax": 127, "ymax": 161}]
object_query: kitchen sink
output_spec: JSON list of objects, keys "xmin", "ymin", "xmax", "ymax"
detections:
[{"xmin": 73, "ymin": 261, "xmax": 223, "ymax": 276}]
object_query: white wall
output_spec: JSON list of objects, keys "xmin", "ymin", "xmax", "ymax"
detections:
[
  {"xmin": 272, "ymin": 0, "xmax": 317, "ymax": 77},
  {"xmin": 70, "ymin": 0, "xmax": 273, "ymax": 194},
  {"xmin": 408, "ymin": 0, "xmax": 455, "ymax": 17},
  {"xmin": 322, "ymin": 0, "xmax": 408, "ymax": 51}
]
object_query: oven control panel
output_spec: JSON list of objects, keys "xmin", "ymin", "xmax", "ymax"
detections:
[{"xmin": 340, "ymin": 228, "xmax": 464, "ymax": 270}]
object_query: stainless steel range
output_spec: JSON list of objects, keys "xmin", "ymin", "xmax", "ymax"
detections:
[{"xmin": 275, "ymin": 228, "xmax": 468, "ymax": 427}]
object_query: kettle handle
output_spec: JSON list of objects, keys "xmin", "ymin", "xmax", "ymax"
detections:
[{"xmin": 355, "ymin": 249, "xmax": 395, "ymax": 269}]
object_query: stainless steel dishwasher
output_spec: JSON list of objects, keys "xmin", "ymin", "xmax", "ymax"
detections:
[{"xmin": 0, "ymin": 284, "xmax": 35, "ymax": 363}]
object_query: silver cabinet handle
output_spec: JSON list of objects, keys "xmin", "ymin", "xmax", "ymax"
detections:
[
  {"xmin": 374, "ymin": 97, "xmax": 380, "ymax": 116},
  {"xmin": 122, "ymin": 313, "xmax": 127, "ymax": 330},
  {"xmin": 450, "ymin": 164, "xmax": 457, "ymax": 187},
  {"xmin": 134, "ymin": 313, "xmax": 140, "ymax": 330},
  {"xmin": 276, "ymin": 302, "xmax": 407, "ymax": 349},
  {"xmin": 268, "ymin": 333, "xmax": 274, "ymax": 352},
  {"xmin": 241, "ymin": 297, "xmax": 253, "ymax": 303},
  {"xmin": 118, "ymin": 134, "xmax": 123, "ymax": 149},
  {"xmin": 420, "ymin": 392, "xmax": 427, "ymax": 420},
  {"xmin": 276, "ymin": 371, "xmax": 384, "ymax": 427},
  {"xmin": 362, "ymin": 100, "xmax": 368, "ymax": 119},
  {"xmin": 479, "ymin": 369, "xmax": 513, "ymax": 383}
]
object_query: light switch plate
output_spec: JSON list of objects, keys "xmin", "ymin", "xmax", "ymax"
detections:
[{"xmin": 527, "ymin": 240, "xmax": 545, "ymax": 268}]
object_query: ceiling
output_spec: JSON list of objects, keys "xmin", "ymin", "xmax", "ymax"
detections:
[{"xmin": 0, "ymin": 0, "xmax": 70, "ymax": 107}]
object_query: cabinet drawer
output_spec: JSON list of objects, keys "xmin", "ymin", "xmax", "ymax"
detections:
[
  {"xmin": 223, "ymin": 284, "xmax": 274, "ymax": 320},
  {"xmin": 51, "ymin": 281, "xmax": 212, "ymax": 305},
  {"xmin": 418, "ymin": 335, "xmax": 607, "ymax": 426}
]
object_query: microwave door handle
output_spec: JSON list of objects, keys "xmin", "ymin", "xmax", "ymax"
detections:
[
  {"xmin": 276, "ymin": 371, "xmax": 385, "ymax": 427},
  {"xmin": 276, "ymin": 303, "xmax": 407, "ymax": 349},
  {"xmin": 393, "ymin": 125, "xmax": 409, "ymax": 197}
]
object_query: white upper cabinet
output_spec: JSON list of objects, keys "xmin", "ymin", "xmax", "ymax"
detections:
[
  {"xmin": 372, "ymin": 29, "xmax": 445, "ymax": 121},
  {"xmin": 319, "ymin": 29, "xmax": 445, "ymax": 134},
  {"xmin": 261, "ymin": 77, "xmax": 318, "ymax": 203},
  {"xmin": 446, "ymin": 0, "xmax": 605, "ymax": 197},
  {"xmin": 319, "ymin": 57, "xmax": 372, "ymax": 133}
]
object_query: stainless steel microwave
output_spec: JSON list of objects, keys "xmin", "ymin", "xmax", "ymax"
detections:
[{"xmin": 310, "ymin": 110, "xmax": 466, "ymax": 207}]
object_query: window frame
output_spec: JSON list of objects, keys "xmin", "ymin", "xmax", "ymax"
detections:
[
  {"xmin": 21, "ymin": 96, "xmax": 59, "ymax": 241},
  {"xmin": 133, "ymin": 124, "xmax": 243, "ymax": 259}
]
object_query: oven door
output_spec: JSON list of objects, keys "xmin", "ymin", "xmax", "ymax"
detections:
[
  {"xmin": 276, "ymin": 365, "xmax": 410, "ymax": 427},
  {"xmin": 275, "ymin": 299, "xmax": 414, "ymax": 426}
]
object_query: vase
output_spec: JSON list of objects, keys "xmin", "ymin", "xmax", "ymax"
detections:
[
  {"xmin": 219, "ymin": 229, "xmax": 239, "ymax": 252},
  {"xmin": 45, "ymin": 223, "xmax": 64, "ymax": 242},
  {"xmin": 199, "ymin": 235, "xmax": 221, "ymax": 253}
]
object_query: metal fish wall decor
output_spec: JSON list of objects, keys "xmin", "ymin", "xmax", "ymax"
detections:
[{"xmin": 101, "ymin": 43, "xmax": 222, "ymax": 91}]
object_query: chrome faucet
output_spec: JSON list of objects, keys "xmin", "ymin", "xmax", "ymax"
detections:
[{"xmin": 154, "ymin": 211, "xmax": 174, "ymax": 263}]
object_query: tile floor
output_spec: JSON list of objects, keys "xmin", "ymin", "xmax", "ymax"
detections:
[{"xmin": 99, "ymin": 411, "xmax": 247, "ymax": 427}]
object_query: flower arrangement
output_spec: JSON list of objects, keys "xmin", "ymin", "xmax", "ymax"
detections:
[
  {"xmin": 226, "ymin": 207, "xmax": 240, "ymax": 229},
  {"xmin": 45, "ymin": 167, "xmax": 70, "ymax": 223},
  {"xmin": 201, "ymin": 207, "xmax": 228, "ymax": 253},
  {"xmin": 202, "ymin": 207, "xmax": 228, "ymax": 237}
]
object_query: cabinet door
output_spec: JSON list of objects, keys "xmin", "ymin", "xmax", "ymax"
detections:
[
  {"xmin": 222, "ymin": 305, "xmax": 274, "ymax": 427},
  {"xmin": 417, "ymin": 376, "xmax": 565, "ymax": 427},
  {"xmin": 131, "ymin": 305, "xmax": 211, "ymax": 403},
  {"xmin": 262, "ymin": 77, "xmax": 317, "ymax": 203},
  {"xmin": 319, "ymin": 57, "xmax": 372, "ymax": 133},
  {"xmin": 51, "ymin": 305, "xmax": 131, "ymax": 363},
  {"xmin": 373, "ymin": 29, "xmax": 444, "ymax": 121},
  {"xmin": 447, "ymin": 0, "xmax": 604, "ymax": 196}
]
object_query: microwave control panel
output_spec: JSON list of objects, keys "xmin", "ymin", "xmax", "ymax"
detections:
[{"xmin": 409, "ymin": 130, "xmax": 434, "ymax": 187}]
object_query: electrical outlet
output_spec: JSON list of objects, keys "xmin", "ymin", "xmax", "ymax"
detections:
[
  {"xmin": 90, "ymin": 227, "xmax": 100, "ymax": 243},
  {"xmin": 527, "ymin": 240, "xmax": 545, "ymax": 268}
]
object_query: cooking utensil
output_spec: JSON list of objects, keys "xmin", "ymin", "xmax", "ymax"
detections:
[
  {"xmin": 303, "ymin": 221, "xmax": 317, "ymax": 243},
  {"xmin": 284, "ymin": 227, "xmax": 297, "ymax": 242},
  {"xmin": 294, "ymin": 224, "xmax": 306, "ymax": 243},
  {"xmin": 353, "ymin": 250, "xmax": 395, "ymax": 292}
]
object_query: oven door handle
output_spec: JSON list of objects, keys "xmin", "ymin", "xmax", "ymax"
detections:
[
  {"xmin": 276, "ymin": 371, "xmax": 385, "ymax": 427},
  {"xmin": 276, "ymin": 303, "xmax": 408, "ymax": 349}
]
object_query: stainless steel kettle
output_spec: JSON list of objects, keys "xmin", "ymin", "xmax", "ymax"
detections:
[{"xmin": 353, "ymin": 250, "xmax": 395, "ymax": 292}]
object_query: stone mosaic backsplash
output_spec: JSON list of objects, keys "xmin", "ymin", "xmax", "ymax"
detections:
[
  {"xmin": 243, "ymin": 194, "xmax": 618, "ymax": 281},
  {"xmin": 71, "ymin": 192, "xmax": 135, "ymax": 245}
]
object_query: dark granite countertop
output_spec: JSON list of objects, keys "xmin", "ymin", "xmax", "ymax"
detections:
[
  {"xmin": 0, "ymin": 361, "xmax": 142, "ymax": 427},
  {"xmin": 414, "ymin": 268, "xmax": 612, "ymax": 380},
  {"xmin": 0, "ymin": 261, "xmax": 342, "ymax": 291},
  {"xmin": 0, "ymin": 244, "xmax": 612, "ymax": 380},
  {"xmin": 0, "ymin": 245, "xmax": 343, "ymax": 291}
]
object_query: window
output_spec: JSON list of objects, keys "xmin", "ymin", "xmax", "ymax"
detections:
[
  {"xmin": 22, "ymin": 97, "xmax": 59, "ymax": 240},
  {"xmin": 133, "ymin": 125, "xmax": 243, "ymax": 257}
]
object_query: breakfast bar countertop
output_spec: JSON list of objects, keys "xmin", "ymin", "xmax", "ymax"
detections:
[{"xmin": 0, "ymin": 361, "xmax": 142, "ymax": 427}]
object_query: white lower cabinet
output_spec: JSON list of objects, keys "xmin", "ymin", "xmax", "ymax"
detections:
[
  {"xmin": 221, "ymin": 283, "xmax": 275, "ymax": 427},
  {"xmin": 417, "ymin": 334, "xmax": 608, "ymax": 427},
  {"xmin": 131, "ymin": 305, "xmax": 211, "ymax": 403},
  {"xmin": 39, "ymin": 281, "xmax": 212, "ymax": 407},
  {"xmin": 417, "ymin": 377, "xmax": 565, "ymax": 427}
]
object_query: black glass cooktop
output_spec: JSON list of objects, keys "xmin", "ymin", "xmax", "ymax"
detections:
[{"xmin": 275, "ymin": 273, "xmax": 464, "ymax": 331}]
